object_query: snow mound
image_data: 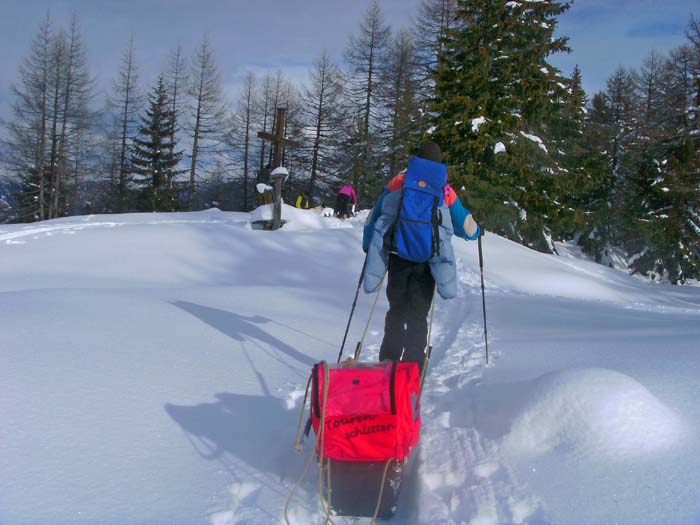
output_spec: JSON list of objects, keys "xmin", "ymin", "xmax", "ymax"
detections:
[
  {"xmin": 499, "ymin": 368, "xmax": 684, "ymax": 458},
  {"xmin": 248, "ymin": 203, "xmax": 351, "ymax": 231}
]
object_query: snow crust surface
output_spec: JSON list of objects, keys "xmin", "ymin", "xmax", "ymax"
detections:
[{"xmin": 1, "ymin": 208, "xmax": 699, "ymax": 525}]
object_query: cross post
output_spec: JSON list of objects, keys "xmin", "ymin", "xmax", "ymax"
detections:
[{"xmin": 257, "ymin": 107, "xmax": 301, "ymax": 230}]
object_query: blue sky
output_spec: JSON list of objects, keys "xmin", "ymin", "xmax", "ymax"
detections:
[
  {"xmin": 549, "ymin": 0, "xmax": 696, "ymax": 95},
  {"xmin": 0, "ymin": 0, "xmax": 697, "ymax": 124}
]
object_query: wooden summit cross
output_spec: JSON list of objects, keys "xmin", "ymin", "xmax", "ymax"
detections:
[{"xmin": 257, "ymin": 107, "xmax": 301, "ymax": 230}]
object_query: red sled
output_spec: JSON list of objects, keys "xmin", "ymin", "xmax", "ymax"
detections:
[{"xmin": 310, "ymin": 360, "xmax": 421, "ymax": 518}]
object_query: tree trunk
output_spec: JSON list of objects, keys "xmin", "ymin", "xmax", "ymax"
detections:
[{"xmin": 189, "ymin": 74, "xmax": 204, "ymax": 211}]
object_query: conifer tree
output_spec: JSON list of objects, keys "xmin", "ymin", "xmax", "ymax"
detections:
[
  {"xmin": 343, "ymin": 0, "xmax": 391, "ymax": 201},
  {"xmin": 301, "ymin": 51, "xmax": 344, "ymax": 203},
  {"xmin": 52, "ymin": 16, "xmax": 95, "ymax": 218},
  {"xmin": 583, "ymin": 69, "xmax": 638, "ymax": 262},
  {"xmin": 3, "ymin": 13, "xmax": 53, "ymax": 222},
  {"xmin": 627, "ymin": 39, "xmax": 700, "ymax": 282},
  {"xmin": 165, "ymin": 45, "xmax": 188, "ymax": 157},
  {"xmin": 4, "ymin": 14, "xmax": 94, "ymax": 221},
  {"xmin": 187, "ymin": 35, "xmax": 227, "ymax": 210},
  {"xmin": 131, "ymin": 76, "xmax": 184, "ymax": 212},
  {"xmin": 574, "ymin": 94, "xmax": 617, "ymax": 260},
  {"xmin": 550, "ymin": 67, "xmax": 597, "ymax": 242},
  {"xmin": 108, "ymin": 37, "xmax": 142, "ymax": 212},
  {"xmin": 379, "ymin": 28, "xmax": 422, "ymax": 179},
  {"xmin": 413, "ymin": 0, "xmax": 458, "ymax": 84},
  {"xmin": 412, "ymin": 0, "xmax": 459, "ymax": 136},
  {"xmin": 430, "ymin": 0, "xmax": 572, "ymax": 251},
  {"xmin": 230, "ymin": 72, "xmax": 256, "ymax": 211}
]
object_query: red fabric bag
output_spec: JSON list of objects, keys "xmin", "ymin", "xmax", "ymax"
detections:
[{"xmin": 311, "ymin": 361, "xmax": 421, "ymax": 462}]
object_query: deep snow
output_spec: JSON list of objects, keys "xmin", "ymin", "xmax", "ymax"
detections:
[{"xmin": 1, "ymin": 206, "xmax": 699, "ymax": 525}]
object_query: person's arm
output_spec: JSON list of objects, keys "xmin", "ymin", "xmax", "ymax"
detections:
[
  {"xmin": 362, "ymin": 189, "xmax": 387, "ymax": 252},
  {"xmin": 445, "ymin": 185, "xmax": 480, "ymax": 240}
]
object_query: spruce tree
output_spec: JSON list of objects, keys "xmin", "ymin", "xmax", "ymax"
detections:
[
  {"xmin": 550, "ymin": 66, "xmax": 602, "ymax": 245},
  {"xmin": 565, "ymin": 90, "xmax": 617, "ymax": 261},
  {"xmin": 131, "ymin": 76, "xmax": 184, "ymax": 212},
  {"xmin": 430, "ymin": 0, "xmax": 572, "ymax": 251}
]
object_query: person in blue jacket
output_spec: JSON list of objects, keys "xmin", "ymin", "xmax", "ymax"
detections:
[{"xmin": 362, "ymin": 141, "xmax": 480, "ymax": 371}]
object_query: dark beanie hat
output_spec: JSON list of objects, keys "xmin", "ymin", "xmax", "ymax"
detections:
[{"xmin": 418, "ymin": 141, "xmax": 443, "ymax": 163}]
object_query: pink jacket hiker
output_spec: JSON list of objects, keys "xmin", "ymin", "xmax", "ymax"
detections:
[{"xmin": 338, "ymin": 184, "xmax": 358, "ymax": 204}]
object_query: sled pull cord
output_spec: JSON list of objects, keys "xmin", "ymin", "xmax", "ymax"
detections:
[
  {"xmin": 354, "ymin": 270, "xmax": 387, "ymax": 361},
  {"xmin": 337, "ymin": 256, "xmax": 367, "ymax": 363},
  {"xmin": 284, "ymin": 362, "xmax": 333, "ymax": 525},
  {"xmin": 371, "ymin": 458, "xmax": 395, "ymax": 524}
]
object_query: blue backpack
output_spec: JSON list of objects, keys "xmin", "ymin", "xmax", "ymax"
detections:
[{"xmin": 388, "ymin": 157, "xmax": 448, "ymax": 263}]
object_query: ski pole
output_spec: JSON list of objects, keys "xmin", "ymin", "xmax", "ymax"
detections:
[
  {"xmin": 336, "ymin": 255, "xmax": 367, "ymax": 363},
  {"xmin": 478, "ymin": 231, "xmax": 489, "ymax": 365}
]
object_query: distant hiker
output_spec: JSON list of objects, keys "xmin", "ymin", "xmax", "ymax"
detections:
[
  {"xmin": 362, "ymin": 141, "xmax": 480, "ymax": 371},
  {"xmin": 295, "ymin": 191, "xmax": 310, "ymax": 209},
  {"xmin": 334, "ymin": 184, "xmax": 358, "ymax": 219}
]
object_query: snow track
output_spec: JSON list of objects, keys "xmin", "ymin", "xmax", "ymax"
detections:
[
  {"xmin": 410, "ymin": 261, "xmax": 544, "ymax": 525},
  {"xmin": 0, "ymin": 215, "xmax": 233, "ymax": 244}
]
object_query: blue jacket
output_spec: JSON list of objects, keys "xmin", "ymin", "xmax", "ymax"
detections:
[{"xmin": 362, "ymin": 166, "xmax": 480, "ymax": 300}]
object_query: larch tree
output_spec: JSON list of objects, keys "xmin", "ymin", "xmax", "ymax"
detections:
[
  {"xmin": 301, "ymin": 50, "xmax": 344, "ymax": 203},
  {"xmin": 165, "ymin": 44, "xmax": 188, "ymax": 159},
  {"xmin": 230, "ymin": 72, "xmax": 256, "ymax": 210},
  {"xmin": 4, "ymin": 13, "xmax": 94, "ymax": 221},
  {"xmin": 379, "ymin": 28, "xmax": 422, "ymax": 179},
  {"xmin": 343, "ymin": 0, "xmax": 391, "ymax": 202},
  {"xmin": 186, "ymin": 35, "xmax": 227, "ymax": 210},
  {"xmin": 2, "ymin": 13, "xmax": 53, "ymax": 222},
  {"xmin": 412, "ymin": 0, "xmax": 458, "ymax": 101},
  {"xmin": 108, "ymin": 36, "xmax": 142, "ymax": 212},
  {"xmin": 52, "ymin": 15, "xmax": 95, "ymax": 217}
]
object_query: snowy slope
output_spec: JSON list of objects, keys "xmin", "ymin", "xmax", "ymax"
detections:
[{"xmin": 1, "ymin": 206, "xmax": 699, "ymax": 525}]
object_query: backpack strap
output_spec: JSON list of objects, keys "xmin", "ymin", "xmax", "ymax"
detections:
[{"xmin": 389, "ymin": 359, "xmax": 398, "ymax": 415}]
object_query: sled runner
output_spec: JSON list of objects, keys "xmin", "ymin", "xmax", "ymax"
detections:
[{"xmin": 321, "ymin": 457, "xmax": 405, "ymax": 519}]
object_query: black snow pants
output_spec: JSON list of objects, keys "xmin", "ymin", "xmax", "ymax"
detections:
[
  {"xmin": 379, "ymin": 254, "xmax": 435, "ymax": 371},
  {"xmin": 335, "ymin": 193, "xmax": 351, "ymax": 218}
]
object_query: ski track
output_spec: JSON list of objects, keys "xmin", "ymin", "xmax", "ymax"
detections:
[
  {"xmin": 413, "ymin": 258, "xmax": 545, "ymax": 525},
  {"xmin": 0, "ymin": 217, "xmax": 234, "ymax": 244}
]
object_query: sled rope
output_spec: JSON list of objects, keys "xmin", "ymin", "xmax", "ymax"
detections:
[
  {"xmin": 370, "ymin": 458, "xmax": 394, "ymax": 524},
  {"xmin": 355, "ymin": 270, "xmax": 387, "ymax": 360},
  {"xmin": 322, "ymin": 457, "xmax": 334, "ymax": 524},
  {"xmin": 284, "ymin": 363, "xmax": 335, "ymax": 525}
]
